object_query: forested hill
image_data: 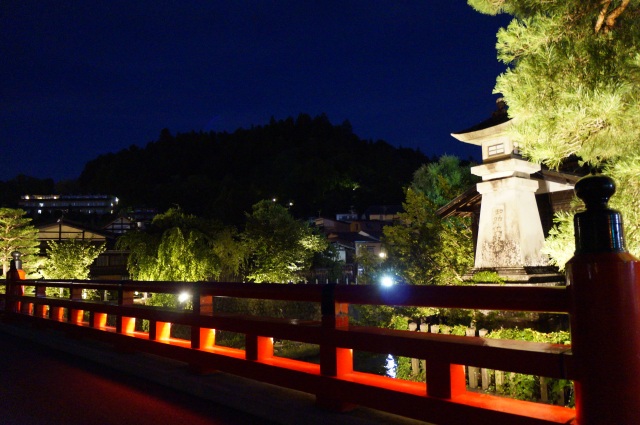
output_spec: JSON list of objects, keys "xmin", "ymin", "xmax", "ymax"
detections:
[{"xmin": 79, "ymin": 114, "xmax": 429, "ymax": 224}]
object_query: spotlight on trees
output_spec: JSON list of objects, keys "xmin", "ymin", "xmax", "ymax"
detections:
[
  {"xmin": 178, "ymin": 291, "xmax": 191, "ymax": 303},
  {"xmin": 380, "ymin": 275, "xmax": 394, "ymax": 287}
]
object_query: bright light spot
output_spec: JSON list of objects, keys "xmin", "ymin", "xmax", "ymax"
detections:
[
  {"xmin": 381, "ymin": 275, "xmax": 394, "ymax": 287},
  {"xmin": 385, "ymin": 354, "xmax": 397, "ymax": 378},
  {"xmin": 378, "ymin": 251, "xmax": 386, "ymax": 259},
  {"xmin": 178, "ymin": 292, "xmax": 191, "ymax": 303}
]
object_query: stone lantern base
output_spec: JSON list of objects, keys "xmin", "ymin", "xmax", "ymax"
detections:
[{"xmin": 466, "ymin": 266, "xmax": 565, "ymax": 285}]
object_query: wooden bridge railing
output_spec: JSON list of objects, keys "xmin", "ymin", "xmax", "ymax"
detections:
[{"xmin": 1, "ymin": 174, "xmax": 638, "ymax": 425}]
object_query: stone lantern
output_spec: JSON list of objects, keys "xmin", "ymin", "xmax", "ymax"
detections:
[{"xmin": 451, "ymin": 101, "xmax": 572, "ymax": 282}]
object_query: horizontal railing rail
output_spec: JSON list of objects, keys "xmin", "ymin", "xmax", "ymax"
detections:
[{"xmin": 1, "ymin": 278, "xmax": 577, "ymax": 425}]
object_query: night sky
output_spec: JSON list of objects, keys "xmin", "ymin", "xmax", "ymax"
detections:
[{"xmin": 1, "ymin": 1, "xmax": 510, "ymax": 182}]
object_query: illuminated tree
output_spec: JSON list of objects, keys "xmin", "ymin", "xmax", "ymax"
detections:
[
  {"xmin": 383, "ymin": 156, "xmax": 477, "ymax": 285},
  {"xmin": 41, "ymin": 239, "xmax": 106, "ymax": 279},
  {"xmin": 0, "ymin": 208, "xmax": 40, "ymax": 276},
  {"xmin": 469, "ymin": 0, "xmax": 640, "ymax": 265},
  {"xmin": 242, "ymin": 200, "xmax": 327, "ymax": 283},
  {"xmin": 117, "ymin": 208, "xmax": 245, "ymax": 282},
  {"xmin": 468, "ymin": 0, "xmax": 640, "ymax": 168}
]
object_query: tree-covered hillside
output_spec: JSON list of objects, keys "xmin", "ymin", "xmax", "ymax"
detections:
[{"xmin": 79, "ymin": 114, "xmax": 429, "ymax": 223}]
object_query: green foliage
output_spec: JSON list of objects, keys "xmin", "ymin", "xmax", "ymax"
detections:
[
  {"xmin": 243, "ymin": 200, "xmax": 327, "ymax": 283},
  {"xmin": 40, "ymin": 239, "xmax": 106, "ymax": 279},
  {"xmin": 470, "ymin": 270, "xmax": 506, "ymax": 284},
  {"xmin": 486, "ymin": 327, "xmax": 571, "ymax": 344},
  {"xmin": 606, "ymin": 158, "xmax": 640, "ymax": 257},
  {"xmin": 0, "ymin": 208, "xmax": 40, "ymax": 276},
  {"xmin": 145, "ymin": 293, "xmax": 180, "ymax": 309},
  {"xmin": 485, "ymin": 327, "xmax": 573, "ymax": 405},
  {"xmin": 350, "ymin": 304, "xmax": 396, "ymax": 327},
  {"xmin": 470, "ymin": 0, "xmax": 640, "ymax": 169},
  {"xmin": 449, "ymin": 324, "xmax": 472, "ymax": 336},
  {"xmin": 353, "ymin": 248, "xmax": 386, "ymax": 285},
  {"xmin": 411, "ymin": 155, "xmax": 478, "ymax": 208},
  {"xmin": 541, "ymin": 211, "xmax": 576, "ymax": 271},
  {"xmin": 117, "ymin": 207, "xmax": 245, "ymax": 282},
  {"xmin": 543, "ymin": 159, "xmax": 640, "ymax": 270},
  {"xmin": 383, "ymin": 156, "xmax": 476, "ymax": 285}
]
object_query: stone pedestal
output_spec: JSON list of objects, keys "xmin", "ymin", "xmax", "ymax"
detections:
[
  {"xmin": 473, "ymin": 159, "xmax": 548, "ymax": 269},
  {"xmin": 470, "ymin": 159, "xmax": 561, "ymax": 283}
]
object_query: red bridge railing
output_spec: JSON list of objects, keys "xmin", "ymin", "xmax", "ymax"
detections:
[
  {"xmin": 1, "ymin": 279, "xmax": 576, "ymax": 425},
  {"xmin": 1, "ymin": 175, "xmax": 638, "ymax": 425}
]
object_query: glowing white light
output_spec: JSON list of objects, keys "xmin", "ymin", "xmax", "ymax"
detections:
[
  {"xmin": 381, "ymin": 275, "xmax": 394, "ymax": 287},
  {"xmin": 385, "ymin": 354, "xmax": 397, "ymax": 378},
  {"xmin": 178, "ymin": 292, "xmax": 191, "ymax": 303}
]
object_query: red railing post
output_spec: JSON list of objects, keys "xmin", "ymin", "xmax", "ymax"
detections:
[
  {"xmin": 116, "ymin": 283, "xmax": 135, "ymax": 334},
  {"xmin": 191, "ymin": 286, "xmax": 215, "ymax": 350},
  {"xmin": 69, "ymin": 284, "xmax": 84, "ymax": 325},
  {"xmin": 34, "ymin": 283, "xmax": 47, "ymax": 318},
  {"xmin": 5, "ymin": 252, "xmax": 25, "ymax": 314},
  {"xmin": 566, "ymin": 174, "xmax": 640, "ymax": 424},
  {"xmin": 317, "ymin": 284, "xmax": 353, "ymax": 411}
]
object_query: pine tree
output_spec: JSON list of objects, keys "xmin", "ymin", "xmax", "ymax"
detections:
[{"xmin": 0, "ymin": 208, "xmax": 40, "ymax": 276}]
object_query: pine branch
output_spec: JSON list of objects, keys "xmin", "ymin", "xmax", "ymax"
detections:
[
  {"xmin": 595, "ymin": 0, "xmax": 612, "ymax": 33},
  {"xmin": 604, "ymin": 0, "xmax": 630, "ymax": 32},
  {"xmin": 596, "ymin": 0, "xmax": 631, "ymax": 33}
]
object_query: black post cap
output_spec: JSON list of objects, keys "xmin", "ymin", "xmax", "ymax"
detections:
[{"xmin": 573, "ymin": 174, "xmax": 626, "ymax": 254}]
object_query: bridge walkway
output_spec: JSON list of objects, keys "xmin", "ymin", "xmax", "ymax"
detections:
[{"xmin": 0, "ymin": 322, "xmax": 428, "ymax": 425}]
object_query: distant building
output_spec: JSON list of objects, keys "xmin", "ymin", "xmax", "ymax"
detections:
[
  {"xmin": 103, "ymin": 216, "xmax": 138, "ymax": 234},
  {"xmin": 363, "ymin": 205, "xmax": 402, "ymax": 222},
  {"xmin": 19, "ymin": 194, "xmax": 119, "ymax": 216},
  {"xmin": 312, "ymin": 212, "xmax": 392, "ymax": 283},
  {"xmin": 36, "ymin": 218, "xmax": 129, "ymax": 280}
]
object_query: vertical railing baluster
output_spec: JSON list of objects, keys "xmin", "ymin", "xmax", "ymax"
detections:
[
  {"xmin": 567, "ymin": 174, "xmax": 640, "ymax": 424},
  {"xmin": 116, "ymin": 283, "xmax": 135, "ymax": 334},
  {"xmin": 69, "ymin": 284, "xmax": 84, "ymax": 325},
  {"xmin": 317, "ymin": 284, "xmax": 353, "ymax": 410}
]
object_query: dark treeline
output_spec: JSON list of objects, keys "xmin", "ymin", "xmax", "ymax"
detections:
[
  {"xmin": 77, "ymin": 114, "xmax": 429, "ymax": 224},
  {"xmin": 0, "ymin": 175, "xmax": 55, "ymax": 209}
]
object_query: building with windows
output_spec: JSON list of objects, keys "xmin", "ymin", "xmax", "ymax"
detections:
[{"xmin": 19, "ymin": 194, "xmax": 119, "ymax": 216}]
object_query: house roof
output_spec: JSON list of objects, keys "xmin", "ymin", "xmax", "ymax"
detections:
[{"xmin": 37, "ymin": 218, "xmax": 110, "ymax": 241}]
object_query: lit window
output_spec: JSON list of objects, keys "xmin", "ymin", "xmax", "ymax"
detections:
[{"xmin": 488, "ymin": 143, "xmax": 505, "ymax": 156}]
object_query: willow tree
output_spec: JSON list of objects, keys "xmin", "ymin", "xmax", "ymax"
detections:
[
  {"xmin": 469, "ymin": 0, "xmax": 640, "ymax": 265},
  {"xmin": 0, "ymin": 208, "xmax": 40, "ymax": 276},
  {"xmin": 117, "ymin": 208, "xmax": 246, "ymax": 282}
]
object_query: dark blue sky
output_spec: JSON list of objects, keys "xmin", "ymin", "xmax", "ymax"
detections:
[{"xmin": 1, "ymin": 1, "xmax": 510, "ymax": 182}]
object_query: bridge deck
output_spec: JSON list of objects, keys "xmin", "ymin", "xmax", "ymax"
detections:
[{"xmin": 0, "ymin": 321, "xmax": 428, "ymax": 425}]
